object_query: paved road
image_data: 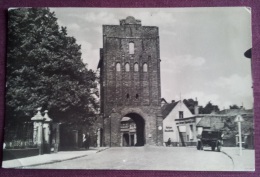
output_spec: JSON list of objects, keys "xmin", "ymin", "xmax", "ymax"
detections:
[{"xmin": 30, "ymin": 146, "xmax": 233, "ymax": 171}]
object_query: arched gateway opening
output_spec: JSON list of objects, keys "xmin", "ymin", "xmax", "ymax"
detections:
[{"xmin": 120, "ymin": 113, "xmax": 145, "ymax": 146}]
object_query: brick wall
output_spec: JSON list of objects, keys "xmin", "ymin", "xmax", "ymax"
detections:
[{"xmin": 99, "ymin": 16, "xmax": 163, "ymax": 146}]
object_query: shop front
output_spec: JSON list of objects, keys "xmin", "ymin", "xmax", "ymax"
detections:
[{"xmin": 176, "ymin": 117, "xmax": 198, "ymax": 146}]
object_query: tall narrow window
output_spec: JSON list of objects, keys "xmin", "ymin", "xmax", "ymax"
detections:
[
  {"xmin": 116, "ymin": 62, "xmax": 121, "ymax": 71},
  {"xmin": 143, "ymin": 63, "xmax": 148, "ymax": 72},
  {"xmin": 129, "ymin": 42, "xmax": 134, "ymax": 54},
  {"xmin": 125, "ymin": 63, "xmax": 130, "ymax": 72},
  {"xmin": 179, "ymin": 111, "xmax": 184, "ymax": 119},
  {"xmin": 134, "ymin": 63, "xmax": 139, "ymax": 72}
]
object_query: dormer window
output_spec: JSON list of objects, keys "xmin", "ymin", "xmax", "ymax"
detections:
[{"xmin": 129, "ymin": 42, "xmax": 134, "ymax": 54}]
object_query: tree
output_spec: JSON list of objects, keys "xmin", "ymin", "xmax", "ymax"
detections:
[
  {"xmin": 6, "ymin": 8, "xmax": 99, "ymax": 130},
  {"xmin": 229, "ymin": 104, "xmax": 240, "ymax": 109},
  {"xmin": 201, "ymin": 101, "xmax": 220, "ymax": 114},
  {"xmin": 183, "ymin": 98, "xmax": 198, "ymax": 114}
]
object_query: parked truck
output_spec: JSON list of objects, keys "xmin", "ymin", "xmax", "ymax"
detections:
[{"xmin": 197, "ymin": 129, "xmax": 224, "ymax": 152}]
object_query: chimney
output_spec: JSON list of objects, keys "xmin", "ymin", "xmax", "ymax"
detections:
[
  {"xmin": 172, "ymin": 100, "xmax": 175, "ymax": 103},
  {"xmin": 194, "ymin": 106, "xmax": 199, "ymax": 115},
  {"xmin": 194, "ymin": 98, "xmax": 199, "ymax": 115}
]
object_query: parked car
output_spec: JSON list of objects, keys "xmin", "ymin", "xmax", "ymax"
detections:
[{"xmin": 197, "ymin": 130, "xmax": 223, "ymax": 152}]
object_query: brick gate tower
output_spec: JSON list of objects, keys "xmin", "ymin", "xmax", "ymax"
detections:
[{"xmin": 98, "ymin": 16, "xmax": 163, "ymax": 147}]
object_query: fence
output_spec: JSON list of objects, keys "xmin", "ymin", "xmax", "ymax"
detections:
[{"xmin": 4, "ymin": 122, "xmax": 36, "ymax": 149}]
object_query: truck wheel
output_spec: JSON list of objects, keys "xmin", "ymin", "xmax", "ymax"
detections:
[
  {"xmin": 197, "ymin": 142, "xmax": 201, "ymax": 150},
  {"xmin": 211, "ymin": 146, "xmax": 216, "ymax": 151},
  {"xmin": 217, "ymin": 145, "xmax": 221, "ymax": 152}
]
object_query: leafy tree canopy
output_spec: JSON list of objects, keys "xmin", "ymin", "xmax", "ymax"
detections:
[
  {"xmin": 183, "ymin": 99, "xmax": 219, "ymax": 114},
  {"xmin": 6, "ymin": 8, "xmax": 99, "ymax": 127},
  {"xmin": 201, "ymin": 101, "xmax": 219, "ymax": 114},
  {"xmin": 183, "ymin": 98, "xmax": 198, "ymax": 114},
  {"xmin": 229, "ymin": 104, "xmax": 240, "ymax": 109}
]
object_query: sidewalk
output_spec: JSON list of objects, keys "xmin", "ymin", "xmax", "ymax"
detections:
[
  {"xmin": 221, "ymin": 147, "xmax": 255, "ymax": 171},
  {"xmin": 2, "ymin": 147, "xmax": 108, "ymax": 169}
]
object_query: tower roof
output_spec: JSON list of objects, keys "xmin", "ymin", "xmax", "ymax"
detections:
[{"xmin": 120, "ymin": 16, "xmax": 141, "ymax": 25}]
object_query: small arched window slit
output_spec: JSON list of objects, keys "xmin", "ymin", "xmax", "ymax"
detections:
[
  {"xmin": 143, "ymin": 63, "xmax": 148, "ymax": 72},
  {"xmin": 116, "ymin": 63, "xmax": 121, "ymax": 71},
  {"xmin": 125, "ymin": 63, "xmax": 130, "ymax": 72},
  {"xmin": 134, "ymin": 63, "xmax": 138, "ymax": 72},
  {"xmin": 129, "ymin": 42, "xmax": 134, "ymax": 54}
]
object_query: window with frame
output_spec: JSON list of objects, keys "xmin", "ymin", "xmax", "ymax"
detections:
[{"xmin": 179, "ymin": 111, "xmax": 184, "ymax": 119}]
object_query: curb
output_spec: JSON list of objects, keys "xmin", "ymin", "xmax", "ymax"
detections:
[
  {"xmin": 221, "ymin": 150, "xmax": 235, "ymax": 170},
  {"xmin": 14, "ymin": 148, "xmax": 109, "ymax": 169},
  {"xmin": 17, "ymin": 154, "xmax": 90, "ymax": 169},
  {"xmin": 96, "ymin": 147, "xmax": 109, "ymax": 153}
]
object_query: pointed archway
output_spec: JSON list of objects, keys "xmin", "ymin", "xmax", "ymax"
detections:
[{"xmin": 120, "ymin": 113, "xmax": 145, "ymax": 146}]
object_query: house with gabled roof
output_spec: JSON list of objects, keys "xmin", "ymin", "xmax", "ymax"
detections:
[
  {"xmin": 162, "ymin": 99, "xmax": 196, "ymax": 146},
  {"xmin": 162, "ymin": 97, "xmax": 254, "ymax": 148}
]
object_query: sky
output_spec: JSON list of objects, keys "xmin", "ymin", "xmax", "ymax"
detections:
[{"xmin": 51, "ymin": 7, "xmax": 253, "ymax": 109}]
